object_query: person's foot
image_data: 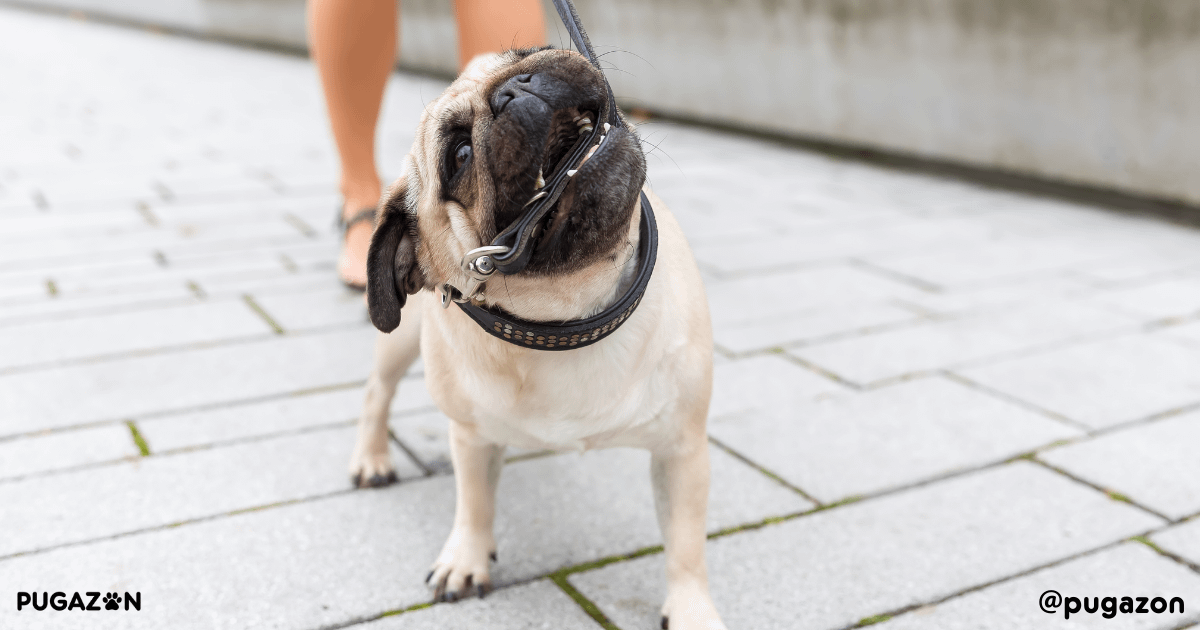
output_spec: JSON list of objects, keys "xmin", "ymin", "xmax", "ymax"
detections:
[{"xmin": 338, "ymin": 201, "xmax": 378, "ymax": 290}]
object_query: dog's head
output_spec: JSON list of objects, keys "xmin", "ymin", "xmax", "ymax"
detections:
[{"xmin": 366, "ymin": 47, "xmax": 647, "ymax": 333}]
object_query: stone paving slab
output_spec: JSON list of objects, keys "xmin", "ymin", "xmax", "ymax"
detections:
[
  {"xmin": 0, "ymin": 298, "xmax": 273, "ymax": 372},
  {"xmin": 1153, "ymin": 521, "xmax": 1200, "ymax": 569},
  {"xmin": 708, "ymin": 355, "xmax": 848, "ymax": 419},
  {"xmin": 1165, "ymin": 321, "xmax": 1200, "ymax": 348},
  {"xmin": 135, "ymin": 381, "xmax": 435, "ymax": 453},
  {"xmin": 709, "ymin": 375, "xmax": 1080, "ymax": 503},
  {"xmin": 875, "ymin": 542, "xmax": 1200, "ymax": 630},
  {"xmin": 570, "ymin": 462, "xmax": 1164, "ymax": 630},
  {"xmin": 703, "ymin": 264, "xmax": 929, "ymax": 352},
  {"xmin": 0, "ymin": 424, "xmax": 139, "ymax": 482},
  {"xmin": 0, "ymin": 425, "xmax": 422, "ymax": 558},
  {"xmin": 865, "ymin": 235, "xmax": 1128, "ymax": 290},
  {"xmin": 1040, "ymin": 412, "xmax": 1200, "ymax": 520},
  {"xmin": 0, "ymin": 443, "xmax": 803, "ymax": 630},
  {"xmin": 960, "ymin": 333, "xmax": 1200, "ymax": 430},
  {"xmin": 252, "ymin": 285, "xmax": 369, "ymax": 331},
  {"xmin": 1, "ymin": 326, "xmax": 375, "ymax": 436},
  {"xmin": 903, "ymin": 273, "xmax": 1097, "ymax": 315},
  {"xmin": 690, "ymin": 216, "xmax": 993, "ymax": 276},
  {"xmin": 1088, "ymin": 274, "xmax": 1200, "ymax": 321},
  {"xmin": 0, "ymin": 284, "xmax": 200, "ymax": 327},
  {"xmin": 791, "ymin": 300, "xmax": 1135, "ymax": 386},
  {"xmin": 357, "ymin": 580, "xmax": 600, "ymax": 630}
]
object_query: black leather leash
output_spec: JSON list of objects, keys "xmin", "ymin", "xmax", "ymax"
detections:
[{"xmin": 450, "ymin": 0, "xmax": 658, "ymax": 351}]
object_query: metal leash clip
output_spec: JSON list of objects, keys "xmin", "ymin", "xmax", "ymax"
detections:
[{"xmin": 440, "ymin": 245, "xmax": 510, "ymax": 308}]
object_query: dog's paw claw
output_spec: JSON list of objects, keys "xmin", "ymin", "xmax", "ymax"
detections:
[
  {"xmin": 661, "ymin": 616, "xmax": 669, "ymax": 629},
  {"xmin": 349, "ymin": 451, "xmax": 397, "ymax": 489},
  {"xmin": 427, "ymin": 530, "xmax": 496, "ymax": 603}
]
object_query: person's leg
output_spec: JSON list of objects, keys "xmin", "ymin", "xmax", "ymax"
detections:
[
  {"xmin": 307, "ymin": 0, "xmax": 397, "ymax": 289},
  {"xmin": 455, "ymin": 0, "xmax": 547, "ymax": 71}
]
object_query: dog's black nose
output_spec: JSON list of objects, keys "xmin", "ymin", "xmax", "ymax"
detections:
[
  {"xmin": 490, "ymin": 72, "xmax": 577, "ymax": 116},
  {"xmin": 491, "ymin": 74, "xmax": 532, "ymax": 115}
]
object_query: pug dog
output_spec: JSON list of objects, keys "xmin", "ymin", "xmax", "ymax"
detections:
[{"xmin": 350, "ymin": 46, "xmax": 725, "ymax": 630}]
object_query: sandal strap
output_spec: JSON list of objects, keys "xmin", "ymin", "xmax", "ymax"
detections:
[{"xmin": 336, "ymin": 206, "xmax": 378, "ymax": 232}]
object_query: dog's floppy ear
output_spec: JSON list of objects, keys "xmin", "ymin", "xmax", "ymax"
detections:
[{"xmin": 367, "ymin": 176, "xmax": 425, "ymax": 333}]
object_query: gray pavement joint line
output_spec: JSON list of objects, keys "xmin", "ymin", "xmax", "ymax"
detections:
[
  {"xmin": 922, "ymin": 323, "xmax": 1147, "ymax": 374},
  {"xmin": 387, "ymin": 428, "xmax": 435, "ymax": 477},
  {"xmin": 0, "ymin": 331, "xmax": 281, "ymax": 378},
  {"xmin": 846, "ymin": 257, "xmax": 944, "ymax": 293},
  {"xmin": 0, "ymin": 378, "xmax": 370, "ymax": 443},
  {"xmin": 942, "ymin": 370, "xmax": 1092, "ymax": 432},
  {"xmin": 710, "ymin": 314, "xmax": 938, "ymax": 360},
  {"xmin": 31, "ymin": 189, "xmax": 48, "ymax": 210},
  {"xmin": 0, "ymin": 408, "xmax": 442, "ymax": 486},
  {"xmin": 0, "ymin": 295, "xmax": 202, "ymax": 329},
  {"xmin": 771, "ymin": 315, "xmax": 939, "ymax": 354},
  {"xmin": 0, "ymin": 269, "xmax": 367, "ymax": 328},
  {"xmin": 1027, "ymin": 457, "xmax": 1174, "ymax": 524},
  {"xmin": 283, "ymin": 212, "xmax": 318, "ymax": 238},
  {"xmin": 699, "ymin": 256, "xmax": 852, "ymax": 282},
  {"xmin": 1132, "ymin": 536, "xmax": 1200, "ymax": 576},
  {"xmin": 707, "ymin": 434, "xmax": 824, "ymax": 506},
  {"xmin": 186, "ymin": 280, "xmax": 207, "ymax": 299},
  {"xmin": 279, "ymin": 253, "xmax": 300, "ymax": 273},
  {"xmin": 0, "ymin": 487, "xmax": 357, "ymax": 563},
  {"xmin": 549, "ymin": 573, "xmax": 624, "ymax": 630},
  {"xmin": 151, "ymin": 181, "xmax": 173, "ymax": 202},
  {"xmin": 837, "ymin": 532, "xmax": 1168, "ymax": 630},
  {"xmin": 778, "ymin": 353, "xmax": 865, "ymax": 391},
  {"xmin": 821, "ymin": 323, "xmax": 1148, "ymax": 392},
  {"xmin": 0, "ymin": 229, "xmax": 321, "ymax": 273},
  {"xmin": 242, "ymin": 293, "xmax": 286, "ymax": 334},
  {"xmin": 1028, "ymin": 399, "xmax": 1200, "ymax": 450},
  {"xmin": 134, "ymin": 200, "xmax": 159, "ymax": 226},
  {"xmin": 1147, "ymin": 311, "xmax": 1200, "ymax": 332}
]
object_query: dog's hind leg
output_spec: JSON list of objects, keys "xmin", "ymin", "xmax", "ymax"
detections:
[
  {"xmin": 350, "ymin": 297, "xmax": 424, "ymax": 488},
  {"xmin": 651, "ymin": 421, "xmax": 728, "ymax": 630},
  {"xmin": 427, "ymin": 419, "xmax": 503, "ymax": 601}
]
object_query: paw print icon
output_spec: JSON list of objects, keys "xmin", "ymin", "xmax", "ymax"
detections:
[{"xmin": 103, "ymin": 593, "xmax": 120, "ymax": 610}]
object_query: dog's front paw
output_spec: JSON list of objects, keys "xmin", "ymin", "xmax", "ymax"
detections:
[
  {"xmin": 661, "ymin": 582, "xmax": 727, "ymax": 630},
  {"xmin": 348, "ymin": 450, "xmax": 397, "ymax": 488},
  {"xmin": 426, "ymin": 528, "xmax": 497, "ymax": 602}
]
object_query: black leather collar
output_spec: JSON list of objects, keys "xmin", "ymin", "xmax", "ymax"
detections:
[{"xmin": 457, "ymin": 191, "xmax": 657, "ymax": 350}]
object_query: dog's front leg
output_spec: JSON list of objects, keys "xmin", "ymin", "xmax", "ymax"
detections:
[
  {"xmin": 350, "ymin": 302, "xmax": 423, "ymax": 487},
  {"xmin": 652, "ymin": 431, "xmax": 727, "ymax": 630},
  {"xmin": 428, "ymin": 419, "xmax": 504, "ymax": 601}
]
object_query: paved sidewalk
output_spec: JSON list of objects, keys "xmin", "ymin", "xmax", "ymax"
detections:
[{"xmin": 3, "ymin": 7, "xmax": 1200, "ymax": 630}]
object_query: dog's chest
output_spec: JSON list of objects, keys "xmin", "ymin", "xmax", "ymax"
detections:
[{"xmin": 432, "ymin": 349, "xmax": 671, "ymax": 451}]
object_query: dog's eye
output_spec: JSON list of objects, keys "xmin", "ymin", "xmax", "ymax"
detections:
[{"xmin": 450, "ymin": 141, "xmax": 472, "ymax": 178}]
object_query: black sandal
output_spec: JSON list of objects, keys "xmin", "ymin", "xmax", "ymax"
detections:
[{"xmin": 336, "ymin": 205, "xmax": 378, "ymax": 291}]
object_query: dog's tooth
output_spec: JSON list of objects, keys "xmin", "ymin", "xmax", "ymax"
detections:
[
  {"xmin": 603, "ymin": 122, "xmax": 611, "ymax": 133},
  {"xmin": 566, "ymin": 169, "xmax": 578, "ymax": 177},
  {"xmin": 575, "ymin": 116, "xmax": 592, "ymax": 126},
  {"xmin": 580, "ymin": 124, "xmax": 593, "ymax": 134},
  {"xmin": 535, "ymin": 169, "xmax": 545, "ymax": 189}
]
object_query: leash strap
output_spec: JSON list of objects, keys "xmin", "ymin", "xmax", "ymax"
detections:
[{"xmin": 457, "ymin": 191, "xmax": 657, "ymax": 350}]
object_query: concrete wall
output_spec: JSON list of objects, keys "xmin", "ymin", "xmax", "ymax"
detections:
[{"xmin": 8, "ymin": 0, "xmax": 1200, "ymax": 205}]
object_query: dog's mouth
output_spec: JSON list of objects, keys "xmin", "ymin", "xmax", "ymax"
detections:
[{"xmin": 528, "ymin": 106, "xmax": 599, "ymax": 251}]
